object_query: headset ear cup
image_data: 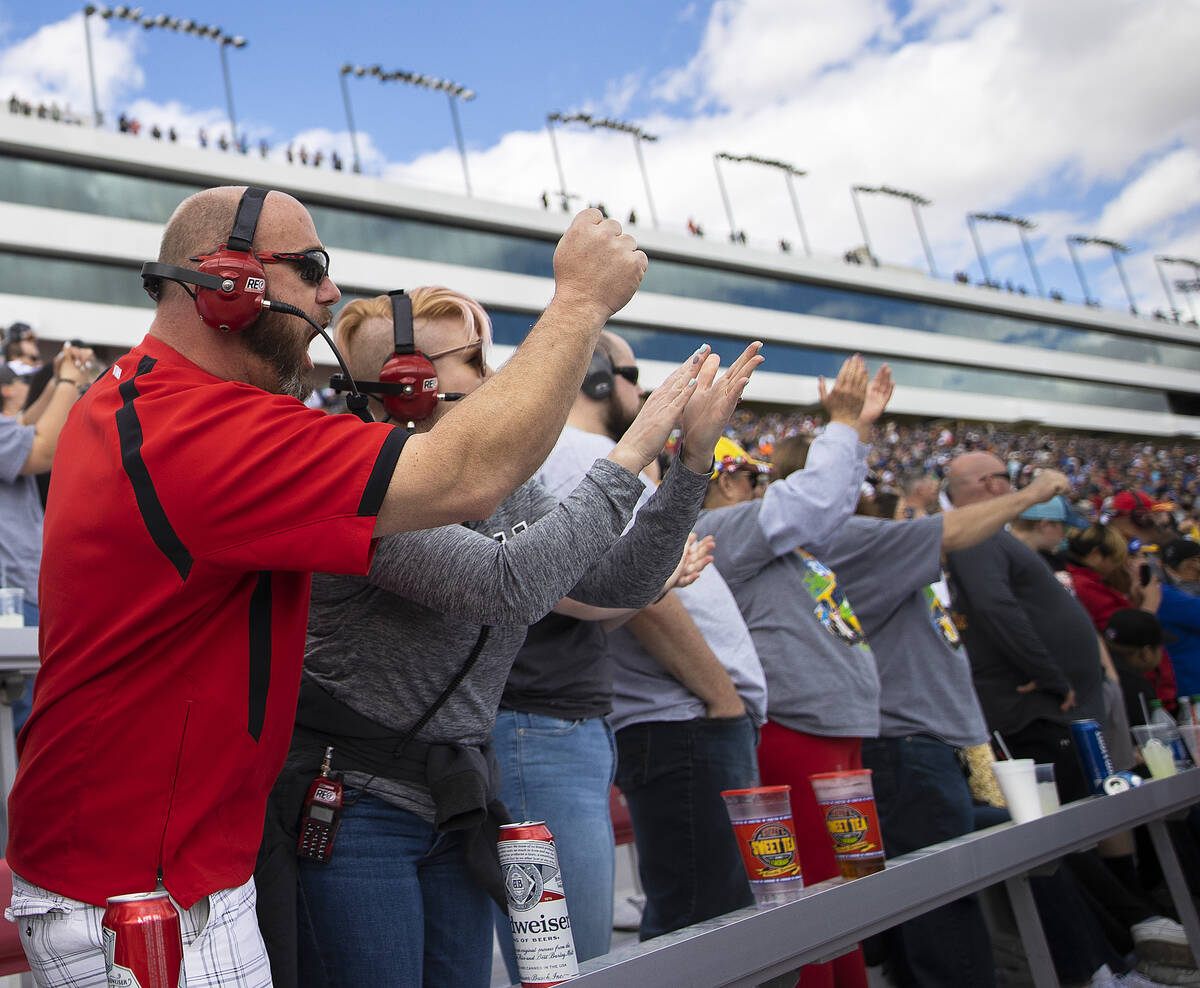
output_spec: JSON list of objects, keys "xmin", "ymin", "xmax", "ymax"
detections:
[
  {"xmin": 194, "ymin": 252, "xmax": 268, "ymax": 332},
  {"xmin": 581, "ymin": 350, "xmax": 614, "ymax": 399},
  {"xmin": 380, "ymin": 351, "xmax": 440, "ymax": 422}
]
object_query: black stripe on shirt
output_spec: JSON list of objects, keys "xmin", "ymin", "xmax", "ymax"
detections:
[
  {"xmin": 116, "ymin": 355, "xmax": 194, "ymax": 581},
  {"xmin": 356, "ymin": 427, "xmax": 408, "ymax": 517},
  {"xmin": 247, "ymin": 571, "xmax": 272, "ymax": 742}
]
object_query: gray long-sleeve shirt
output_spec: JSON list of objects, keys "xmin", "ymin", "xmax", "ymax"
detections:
[
  {"xmin": 694, "ymin": 423, "xmax": 876, "ymax": 737},
  {"xmin": 302, "ymin": 455, "xmax": 709, "ymax": 820}
]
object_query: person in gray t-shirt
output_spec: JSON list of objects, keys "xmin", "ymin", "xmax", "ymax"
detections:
[
  {"xmin": 694, "ymin": 357, "xmax": 884, "ymax": 988},
  {"xmin": 819, "ymin": 469, "xmax": 1070, "ymax": 988}
]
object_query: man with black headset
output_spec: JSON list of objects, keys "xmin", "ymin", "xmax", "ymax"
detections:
[{"xmin": 5, "ymin": 186, "xmax": 648, "ymax": 987}]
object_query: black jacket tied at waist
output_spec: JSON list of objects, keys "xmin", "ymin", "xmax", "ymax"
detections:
[{"xmin": 255, "ymin": 676, "xmax": 512, "ymax": 988}]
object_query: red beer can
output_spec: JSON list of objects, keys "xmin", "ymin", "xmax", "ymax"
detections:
[
  {"xmin": 497, "ymin": 821, "xmax": 579, "ymax": 987},
  {"xmin": 101, "ymin": 890, "xmax": 186, "ymax": 988}
]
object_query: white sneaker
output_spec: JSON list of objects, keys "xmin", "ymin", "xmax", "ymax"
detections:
[
  {"xmin": 1119, "ymin": 968, "xmax": 1183, "ymax": 988},
  {"xmin": 1132, "ymin": 917, "xmax": 1196, "ymax": 969},
  {"xmin": 1136, "ymin": 961, "xmax": 1200, "ymax": 987}
]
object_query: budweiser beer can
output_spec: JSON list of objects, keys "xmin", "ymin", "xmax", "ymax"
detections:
[
  {"xmin": 1071, "ymin": 718, "xmax": 1116, "ymax": 796},
  {"xmin": 101, "ymin": 890, "xmax": 186, "ymax": 988},
  {"xmin": 498, "ymin": 821, "xmax": 578, "ymax": 987}
]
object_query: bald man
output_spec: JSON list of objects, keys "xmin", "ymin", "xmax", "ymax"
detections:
[
  {"xmin": 6, "ymin": 186, "xmax": 647, "ymax": 987},
  {"xmin": 944, "ymin": 451, "xmax": 1105, "ymax": 801}
]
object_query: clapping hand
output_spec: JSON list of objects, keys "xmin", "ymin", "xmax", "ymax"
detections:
[
  {"xmin": 677, "ymin": 342, "xmax": 764, "ymax": 474},
  {"xmin": 607, "ymin": 344, "xmax": 713, "ymax": 476},
  {"xmin": 819, "ymin": 355, "xmax": 868, "ymax": 427},
  {"xmin": 665, "ymin": 533, "xmax": 715, "ymax": 593}
]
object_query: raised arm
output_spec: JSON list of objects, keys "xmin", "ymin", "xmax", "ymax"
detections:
[
  {"xmin": 375, "ymin": 209, "xmax": 647, "ymax": 535},
  {"xmin": 941, "ymin": 470, "xmax": 1071, "ymax": 552},
  {"xmin": 18, "ymin": 345, "xmax": 102, "ymax": 475}
]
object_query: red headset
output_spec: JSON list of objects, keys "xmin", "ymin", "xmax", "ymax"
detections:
[
  {"xmin": 141, "ymin": 187, "xmax": 270, "ymax": 332},
  {"xmin": 140, "ymin": 187, "xmax": 377, "ymax": 423},
  {"xmin": 378, "ymin": 290, "xmax": 439, "ymax": 422},
  {"xmin": 329, "ymin": 290, "xmax": 462, "ymax": 426}
]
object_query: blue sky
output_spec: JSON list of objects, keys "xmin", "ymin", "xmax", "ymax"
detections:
[{"xmin": 2, "ymin": 0, "xmax": 1199, "ymax": 319}]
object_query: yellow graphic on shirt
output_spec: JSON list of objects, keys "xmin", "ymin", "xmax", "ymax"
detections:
[
  {"xmin": 924, "ymin": 585, "xmax": 962, "ymax": 650},
  {"xmin": 797, "ymin": 550, "xmax": 866, "ymax": 648}
]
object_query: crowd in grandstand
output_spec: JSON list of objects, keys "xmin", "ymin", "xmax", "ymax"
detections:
[{"xmin": 2, "ymin": 188, "xmax": 1199, "ymax": 988}]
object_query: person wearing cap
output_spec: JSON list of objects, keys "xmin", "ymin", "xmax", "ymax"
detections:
[
  {"xmin": 1104, "ymin": 490, "xmax": 1176, "ymax": 551},
  {"xmin": 706, "ymin": 435, "xmax": 772, "ymax": 502},
  {"xmin": 1103, "ymin": 609, "xmax": 1170, "ymax": 729},
  {"xmin": 1009, "ymin": 494, "xmax": 1090, "ymax": 583},
  {"xmin": 491, "ymin": 331, "xmax": 766, "ymax": 975},
  {"xmin": 694, "ymin": 356, "xmax": 888, "ymax": 988}
]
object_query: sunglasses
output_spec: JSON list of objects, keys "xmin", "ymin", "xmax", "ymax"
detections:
[
  {"xmin": 613, "ymin": 365, "xmax": 639, "ymax": 386},
  {"xmin": 257, "ymin": 248, "xmax": 331, "ymax": 284}
]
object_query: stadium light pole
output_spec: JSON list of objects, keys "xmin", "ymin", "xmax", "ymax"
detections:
[
  {"xmin": 338, "ymin": 66, "xmax": 363, "ymax": 174},
  {"xmin": 712, "ymin": 153, "xmax": 739, "ymax": 242},
  {"xmin": 849, "ymin": 185, "xmax": 876, "ymax": 265},
  {"xmin": 1156, "ymin": 255, "xmax": 1200, "ymax": 324},
  {"xmin": 717, "ymin": 153, "xmax": 811, "ymax": 256},
  {"xmin": 545, "ymin": 112, "xmax": 576, "ymax": 211},
  {"xmin": 1068, "ymin": 235, "xmax": 1137, "ymax": 314},
  {"xmin": 348, "ymin": 65, "xmax": 476, "ymax": 195},
  {"xmin": 855, "ymin": 184, "xmax": 938, "ymax": 276},
  {"xmin": 81, "ymin": 4, "xmax": 116, "ymax": 126},
  {"xmin": 547, "ymin": 113, "xmax": 659, "ymax": 228},
  {"xmin": 968, "ymin": 212, "xmax": 1045, "ymax": 297},
  {"xmin": 84, "ymin": 7, "xmax": 247, "ymax": 136}
]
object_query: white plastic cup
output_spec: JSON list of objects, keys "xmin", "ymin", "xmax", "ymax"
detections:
[
  {"xmin": 1035, "ymin": 763, "xmax": 1061, "ymax": 815},
  {"xmin": 1132, "ymin": 724, "xmax": 1177, "ymax": 778},
  {"xmin": 991, "ymin": 759, "xmax": 1042, "ymax": 824},
  {"xmin": 0, "ymin": 587, "xmax": 24, "ymax": 628},
  {"xmin": 721, "ymin": 786, "xmax": 804, "ymax": 907}
]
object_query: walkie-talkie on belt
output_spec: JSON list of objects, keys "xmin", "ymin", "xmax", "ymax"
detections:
[{"xmin": 297, "ymin": 746, "xmax": 343, "ymax": 863}]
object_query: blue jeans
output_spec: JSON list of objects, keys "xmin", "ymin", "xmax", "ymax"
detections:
[
  {"xmin": 491, "ymin": 710, "xmax": 616, "ymax": 980},
  {"xmin": 297, "ymin": 793, "xmax": 493, "ymax": 988},
  {"xmin": 12, "ymin": 600, "xmax": 37, "ymax": 736},
  {"xmin": 614, "ymin": 715, "xmax": 757, "ymax": 941},
  {"xmin": 862, "ymin": 735, "xmax": 995, "ymax": 988}
]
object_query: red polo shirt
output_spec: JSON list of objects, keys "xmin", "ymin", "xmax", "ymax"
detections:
[{"xmin": 8, "ymin": 335, "xmax": 406, "ymax": 907}]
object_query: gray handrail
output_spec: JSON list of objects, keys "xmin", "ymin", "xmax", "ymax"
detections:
[{"xmin": 565, "ymin": 771, "xmax": 1200, "ymax": 988}]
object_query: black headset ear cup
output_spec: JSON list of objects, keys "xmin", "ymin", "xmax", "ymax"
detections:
[
  {"xmin": 193, "ymin": 251, "xmax": 268, "ymax": 332},
  {"xmin": 581, "ymin": 350, "xmax": 614, "ymax": 399},
  {"xmin": 380, "ymin": 351, "xmax": 439, "ymax": 422}
]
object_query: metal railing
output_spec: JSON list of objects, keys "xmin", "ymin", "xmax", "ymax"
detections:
[{"xmin": 566, "ymin": 769, "xmax": 1200, "ymax": 988}]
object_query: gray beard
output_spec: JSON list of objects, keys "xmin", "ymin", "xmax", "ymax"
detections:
[{"xmin": 241, "ymin": 310, "xmax": 313, "ymax": 403}]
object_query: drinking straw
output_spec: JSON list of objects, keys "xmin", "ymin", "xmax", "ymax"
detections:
[
  {"xmin": 1139, "ymin": 694, "xmax": 1152, "ymax": 727},
  {"xmin": 993, "ymin": 730, "xmax": 1013, "ymax": 761}
]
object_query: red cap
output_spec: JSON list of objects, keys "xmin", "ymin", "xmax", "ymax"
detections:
[{"xmin": 1107, "ymin": 490, "xmax": 1174, "ymax": 516}]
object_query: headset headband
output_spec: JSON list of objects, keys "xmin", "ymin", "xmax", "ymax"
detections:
[
  {"xmin": 390, "ymin": 289, "xmax": 415, "ymax": 355},
  {"xmin": 227, "ymin": 187, "xmax": 267, "ymax": 253}
]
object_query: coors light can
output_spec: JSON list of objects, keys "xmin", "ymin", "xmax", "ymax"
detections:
[
  {"xmin": 498, "ymin": 821, "xmax": 578, "ymax": 987},
  {"xmin": 101, "ymin": 890, "xmax": 186, "ymax": 988}
]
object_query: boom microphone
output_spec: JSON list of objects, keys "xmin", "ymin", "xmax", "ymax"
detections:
[{"xmin": 262, "ymin": 299, "xmax": 372, "ymax": 423}]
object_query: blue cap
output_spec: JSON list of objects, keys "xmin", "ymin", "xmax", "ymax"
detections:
[{"xmin": 1019, "ymin": 494, "xmax": 1089, "ymax": 527}]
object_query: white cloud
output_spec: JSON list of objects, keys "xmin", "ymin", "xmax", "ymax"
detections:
[
  {"xmin": 0, "ymin": 13, "xmax": 143, "ymax": 124},
  {"xmin": 4, "ymin": 1, "xmax": 1198, "ymax": 319}
]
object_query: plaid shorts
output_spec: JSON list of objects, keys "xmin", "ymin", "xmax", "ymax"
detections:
[{"xmin": 6, "ymin": 872, "xmax": 273, "ymax": 987}]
